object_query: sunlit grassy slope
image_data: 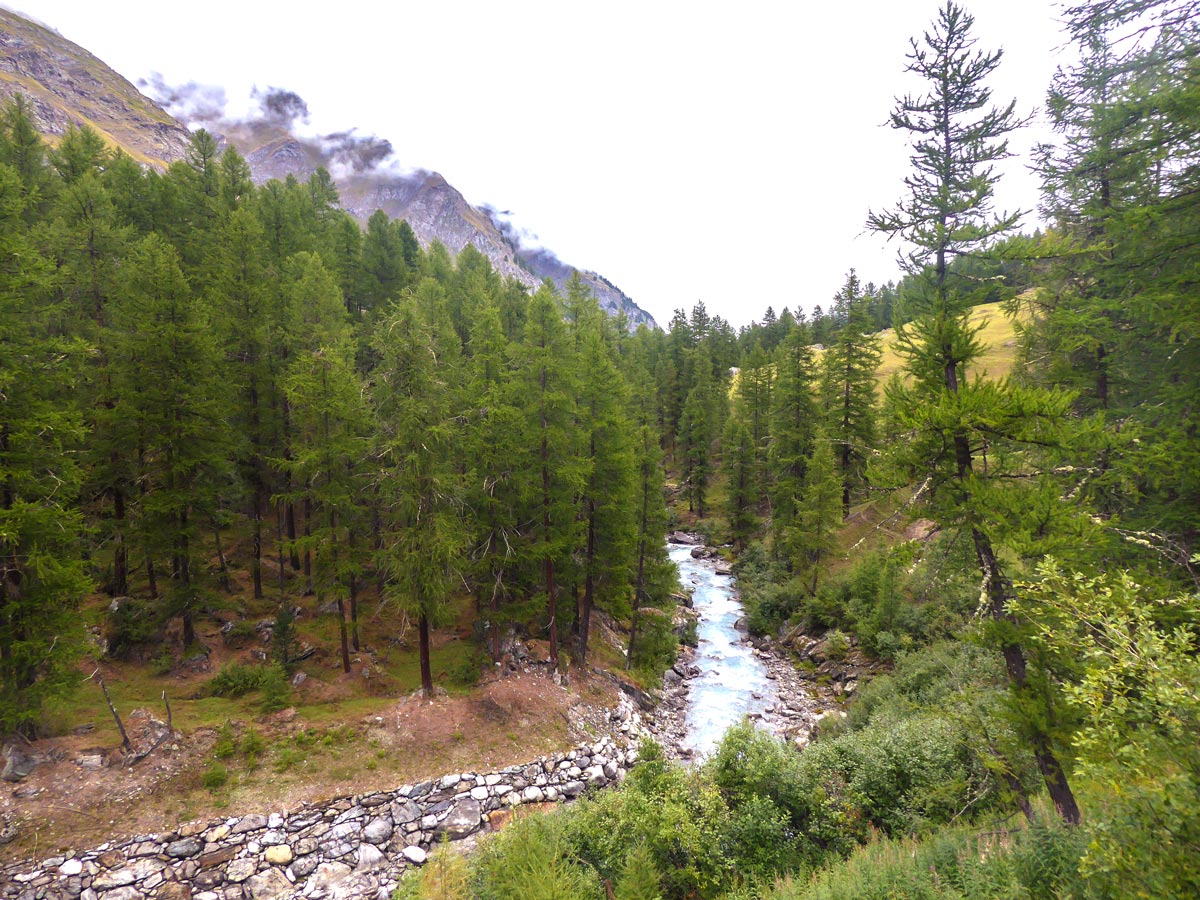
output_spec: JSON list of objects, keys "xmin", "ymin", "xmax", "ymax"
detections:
[
  {"xmin": 873, "ymin": 300, "xmax": 1021, "ymax": 384},
  {"xmin": 0, "ymin": 9, "xmax": 190, "ymax": 167}
]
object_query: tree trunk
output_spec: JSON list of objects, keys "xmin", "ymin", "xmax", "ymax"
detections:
[
  {"xmin": 349, "ymin": 572, "xmax": 360, "ymax": 653},
  {"xmin": 577, "ymin": 504, "xmax": 596, "ymax": 667},
  {"xmin": 212, "ymin": 517, "xmax": 232, "ymax": 593},
  {"xmin": 963, "ymin": 444, "xmax": 1082, "ymax": 825},
  {"xmin": 112, "ymin": 486, "xmax": 128, "ymax": 597},
  {"xmin": 251, "ymin": 483, "xmax": 264, "ymax": 600},
  {"xmin": 490, "ymin": 578, "xmax": 503, "ymax": 662},
  {"xmin": 628, "ymin": 472, "xmax": 652, "ymax": 671},
  {"xmin": 336, "ymin": 596, "xmax": 350, "ymax": 674},
  {"xmin": 286, "ymin": 500, "xmax": 300, "ymax": 571},
  {"xmin": 419, "ymin": 611, "xmax": 433, "ymax": 699},
  {"xmin": 541, "ymin": 380, "xmax": 559, "ymax": 670}
]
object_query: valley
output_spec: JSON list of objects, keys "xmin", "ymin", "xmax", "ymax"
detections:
[{"xmin": 0, "ymin": 2, "xmax": 1197, "ymax": 899}]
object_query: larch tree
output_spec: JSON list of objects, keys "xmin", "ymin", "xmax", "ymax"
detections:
[
  {"xmin": 280, "ymin": 253, "xmax": 367, "ymax": 672},
  {"xmin": 819, "ymin": 270, "xmax": 882, "ymax": 517},
  {"xmin": 867, "ymin": 0, "xmax": 1082, "ymax": 824},
  {"xmin": 0, "ymin": 162, "xmax": 89, "ymax": 735},
  {"xmin": 513, "ymin": 284, "xmax": 586, "ymax": 671},
  {"xmin": 571, "ymin": 299, "xmax": 637, "ymax": 666},
  {"xmin": 372, "ymin": 284, "xmax": 468, "ymax": 698},
  {"xmin": 110, "ymin": 234, "xmax": 231, "ymax": 649},
  {"xmin": 768, "ymin": 326, "xmax": 818, "ymax": 566},
  {"xmin": 722, "ymin": 416, "xmax": 758, "ymax": 552},
  {"xmin": 465, "ymin": 296, "xmax": 526, "ymax": 660}
]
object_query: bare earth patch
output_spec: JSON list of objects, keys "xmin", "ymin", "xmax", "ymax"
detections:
[{"xmin": 0, "ymin": 668, "xmax": 620, "ymax": 864}]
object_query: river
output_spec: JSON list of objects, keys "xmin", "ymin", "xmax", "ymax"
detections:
[{"xmin": 669, "ymin": 543, "xmax": 778, "ymax": 757}]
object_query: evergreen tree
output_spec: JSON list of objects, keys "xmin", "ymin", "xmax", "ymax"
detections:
[
  {"xmin": 0, "ymin": 95, "xmax": 52, "ymax": 217},
  {"xmin": 512, "ymin": 284, "xmax": 586, "ymax": 670},
  {"xmin": 465, "ymin": 296, "xmax": 527, "ymax": 660},
  {"xmin": 734, "ymin": 347, "xmax": 774, "ymax": 498},
  {"xmin": 110, "ymin": 235, "xmax": 230, "ymax": 648},
  {"xmin": 867, "ymin": 0, "xmax": 1081, "ymax": 824},
  {"xmin": 360, "ymin": 209, "xmax": 410, "ymax": 316},
  {"xmin": 372, "ymin": 285, "xmax": 468, "ymax": 698},
  {"xmin": 722, "ymin": 416, "xmax": 758, "ymax": 552},
  {"xmin": 283, "ymin": 338, "xmax": 368, "ymax": 673},
  {"xmin": 768, "ymin": 326, "xmax": 818, "ymax": 564},
  {"xmin": 1023, "ymin": 1, "xmax": 1200, "ymax": 559},
  {"xmin": 819, "ymin": 270, "xmax": 882, "ymax": 516},
  {"xmin": 209, "ymin": 206, "xmax": 277, "ymax": 599},
  {"xmin": 280, "ymin": 252, "xmax": 366, "ymax": 670},
  {"xmin": 678, "ymin": 352, "xmax": 718, "ymax": 518},
  {"xmin": 0, "ymin": 163, "xmax": 89, "ymax": 734},
  {"xmin": 615, "ymin": 843, "xmax": 663, "ymax": 900},
  {"xmin": 571, "ymin": 300, "xmax": 637, "ymax": 665},
  {"xmin": 794, "ymin": 428, "xmax": 842, "ymax": 594}
]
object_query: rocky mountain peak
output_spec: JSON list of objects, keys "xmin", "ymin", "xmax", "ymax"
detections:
[{"xmin": 0, "ymin": 9, "xmax": 657, "ymax": 328}]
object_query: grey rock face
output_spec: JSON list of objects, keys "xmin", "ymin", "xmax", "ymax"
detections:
[{"xmin": 434, "ymin": 799, "xmax": 481, "ymax": 840}]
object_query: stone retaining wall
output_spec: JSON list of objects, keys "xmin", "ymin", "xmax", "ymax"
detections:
[{"xmin": 1, "ymin": 699, "xmax": 643, "ymax": 900}]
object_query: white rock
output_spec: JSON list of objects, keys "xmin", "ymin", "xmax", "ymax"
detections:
[
  {"xmin": 470, "ymin": 786, "xmax": 489, "ymax": 801},
  {"xmin": 356, "ymin": 843, "xmax": 386, "ymax": 871},
  {"xmin": 401, "ymin": 846, "xmax": 427, "ymax": 865},
  {"xmin": 59, "ymin": 859, "xmax": 84, "ymax": 877}
]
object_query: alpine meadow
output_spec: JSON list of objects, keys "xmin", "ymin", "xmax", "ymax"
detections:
[{"xmin": 0, "ymin": 2, "xmax": 1198, "ymax": 899}]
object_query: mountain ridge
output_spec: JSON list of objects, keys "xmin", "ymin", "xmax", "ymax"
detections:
[{"xmin": 0, "ymin": 7, "xmax": 656, "ymax": 328}]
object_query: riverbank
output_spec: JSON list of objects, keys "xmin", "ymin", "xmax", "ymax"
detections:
[{"xmin": 647, "ymin": 534, "xmax": 845, "ymax": 761}]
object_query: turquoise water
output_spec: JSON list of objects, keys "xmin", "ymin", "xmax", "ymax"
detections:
[{"xmin": 670, "ymin": 544, "xmax": 777, "ymax": 757}]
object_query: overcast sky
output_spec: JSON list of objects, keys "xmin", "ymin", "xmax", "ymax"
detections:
[{"xmin": 15, "ymin": 1, "xmax": 1075, "ymax": 328}]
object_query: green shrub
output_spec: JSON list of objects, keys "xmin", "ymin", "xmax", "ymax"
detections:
[
  {"xmin": 259, "ymin": 664, "xmax": 291, "ymax": 712},
  {"xmin": 202, "ymin": 762, "xmax": 228, "ymax": 791},
  {"xmin": 241, "ymin": 728, "xmax": 265, "ymax": 769},
  {"xmin": 106, "ymin": 596, "xmax": 167, "ymax": 658},
  {"xmin": 630, "ymin": 609, "xmax": 679, "ymax": 680},
  {"xmin": 394, "ymin": 839, "xmax": 471, "ymax": 899},
  {"xmin": 561, "ymin": 741, "xmax": 733, "ymax": 899},
  {"xmin": 207, "ymin": 662, "xmax": 269, "ymax": 698},
  {"xmin": 447, "ymin": 648, "xmax": 487, "ymax": 689},
  {"xmin": 212, "ymin": 722, "xmax": 238, "ymax": 759},
  {"xmin": 222, "ymin": 619, "xmax": 257, "ymax": 649},
  {"xmin": 822, "ymin": 629, "xmax": 850, "ymax": 662},
  {"xmin": 472, "ymin": 814, "xmax": 602, "ymax": 900},
  {"xmin": 679, "ymin": 617, "xmax": 698, "ymax": 649},
  {"xmin": 206, "ymin": 661, "xmax": 291, "ymax": 712},
  {"xmin": 151, "ymin": 646, "xmax": 175, "ymax": 676}
]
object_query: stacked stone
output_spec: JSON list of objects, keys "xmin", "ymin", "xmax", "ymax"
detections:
[{"xmin": 0, "ymin": 734, "xmax": 640, "ymax": 900}]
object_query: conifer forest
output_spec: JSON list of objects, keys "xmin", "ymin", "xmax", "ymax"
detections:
[{"xmin": 1, "ymin": 0, "xmax": 1198, "ymax": 897}]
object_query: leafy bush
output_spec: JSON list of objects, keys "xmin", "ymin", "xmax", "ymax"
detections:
[
  {"xmin": 822, "ymin": 629, "xmax": 850, "ymax": 661},
  {"xmin": 202, "ymin": 762, "xmax": 228, "ymax": 791},
  {"xmin": 106, "ymin": 596, "xmax": 167, "ymax": 658},
  {"xmin": 559, "ymin": 741, "xmax": 737, "ymax": 899},
  {"xmin": 630, "ymin": 608, "xmax": 679, "ymax": 680},
  {"xmin": 447, "ymin": 648, "xmax": 488, "ymax": 688},
  {"xmin": 472, "ymin": 814, "xmax": 602, "ymax": 900},
  {"xmin": 769, "ymin": 820, "xmax": 1090, "ymax": 900},
  {"xmin": 205, "ymin": 661, "xmax": 291, "ymax": 711}
]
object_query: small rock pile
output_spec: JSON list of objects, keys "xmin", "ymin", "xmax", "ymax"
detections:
[{"xmin": 0, "ymin": 714, "xmax": 642, "ymax": 900}]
